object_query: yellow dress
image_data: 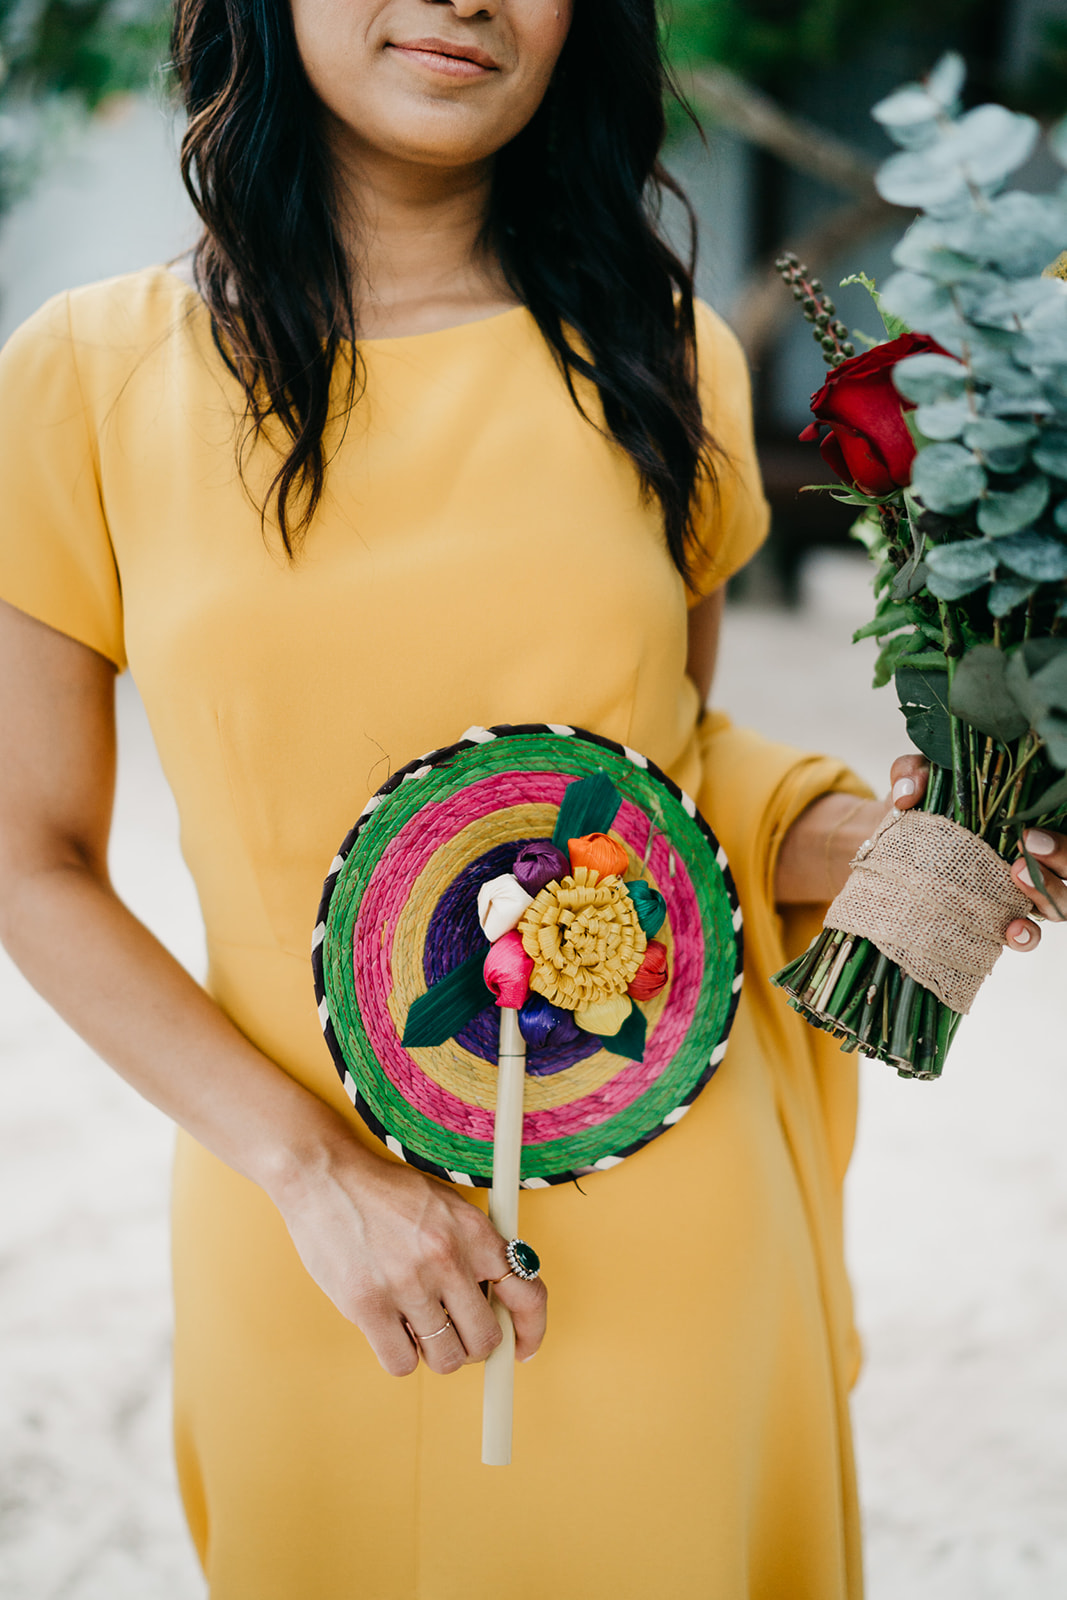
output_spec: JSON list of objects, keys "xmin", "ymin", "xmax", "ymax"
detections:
[{"xmin": 0, "ymin": 267, "xmax": 868, "ymax": 1598}]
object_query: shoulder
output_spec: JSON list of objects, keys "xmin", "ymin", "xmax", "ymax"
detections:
[
  {"xmin": 0, "ymin": 265, "xmax": 201, "ymax": 397},
  {"xmin": 692, "ymin": 299, "xmax": 752, "ymax": 411}
]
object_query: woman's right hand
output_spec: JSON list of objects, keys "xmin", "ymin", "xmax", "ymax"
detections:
[
  {"xmin": 0, "ymin": 601, "xmax": 546, "ymax": 1382},
  {"xmin": 268, "ymin": 1131, "xmax": 548, "ymax": 1377}
]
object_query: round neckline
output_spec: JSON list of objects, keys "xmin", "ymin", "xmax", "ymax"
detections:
[{"xmin": 157, "ymin": 263, "xmax": 530, "ymax": 346}]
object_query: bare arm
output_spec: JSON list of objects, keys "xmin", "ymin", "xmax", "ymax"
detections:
[
  {"xmin": 685, "ymin": 586, "xmax": 724, "ymax": 708},
  {"xmin": 0, "ymin": 600, "xmax": 545, "ymax": 1373}
]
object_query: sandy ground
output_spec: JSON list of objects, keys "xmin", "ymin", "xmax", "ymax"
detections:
[
  {"xmin": 1, "ymin": 557, "xmax": 1065, "ymax": 1600},
  {"xmin": 0, "ymin": 77, "xmax": 1063, "ymax": 1600}
]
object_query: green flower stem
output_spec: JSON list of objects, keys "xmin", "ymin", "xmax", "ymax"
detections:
[
  {"xmin": 827, "ymin": 938, "xmax": 872, "ymax": 1015},
  {"xmin": 890, "ymin": 975, "xmax": 921, "ymax": 1063},
  {"xmin": 801, "ymin": 930, "xmax": 846, "ymax": 1006}
]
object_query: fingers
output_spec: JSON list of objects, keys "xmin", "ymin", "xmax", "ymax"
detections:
[
  {"xmin": 1005, "ymin": 916, "xmax": 1042, "ymax": 952},
  {"xmin": 444, "ymin": 1275, "xmax": 505, "ymax": 1366},
  {"xmin": 1011, "ymin": 829, "xmax": 1067, "ymax": 923},
  {"xmin": 491, "ymin": 1271, "xmax": 548, "ymax": 1363},
  {"xmin": 887, "ymin": 753, "xmax": 930, "ymax": 811},
  {"xmin": 360, "ymin": 1304, "xmax": 421, "ymax": 1378},
  {"xmin": 403, "ymin": 1305, "xmax": 469, "ymax": 1376}
]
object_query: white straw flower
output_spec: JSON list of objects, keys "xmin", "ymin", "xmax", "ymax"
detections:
[{"xmin": 477, "ymin": 873, "xmax": 534, "ymax": 942}]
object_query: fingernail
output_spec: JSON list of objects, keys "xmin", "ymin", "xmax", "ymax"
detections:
[
  {"xmin": 520, "ymin": 1352, "xmax": 538, "ymax": 1363},
  {"xmin": 892, "ymin": 778, "xmax": 916, "ymax": 803},
  {"xmin": 1014, "ymin": 926, "xmax": 1032, "ymax": 945},
  {"xmin": 1025, "ymin": 829, "xmax": 1055, "ymax": 856},
  {"xmin": 1017, "ymin": 865, "xmax": 1034, "ymax": 888}
]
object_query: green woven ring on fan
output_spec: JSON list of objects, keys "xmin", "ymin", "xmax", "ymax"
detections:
[{"xmin": 311, "ymin": 724, "xmax": 742, "ymax": 1188}]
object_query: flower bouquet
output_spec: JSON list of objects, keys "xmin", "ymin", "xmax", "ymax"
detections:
[{"xmin": 771, "ymin": 54, "xmax": 1067, "ymax": 1079}]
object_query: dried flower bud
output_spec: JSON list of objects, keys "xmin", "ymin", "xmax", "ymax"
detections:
[
  {"xmin": 815, "ymin": 311, "xmax": 831, "ymax": 328},
  {"xmin": 477, "ymin": 873, "xmax": 535, "ymax": 942}
]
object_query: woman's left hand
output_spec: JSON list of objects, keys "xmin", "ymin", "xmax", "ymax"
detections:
[{"xmin": 776, "ymin": 751, "xmax": 1061, "ymax": 953}]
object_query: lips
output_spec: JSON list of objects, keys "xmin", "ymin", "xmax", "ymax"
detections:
[{"xmin": 388, "ymin": 36, "xmax": 501, "ymax": 73}]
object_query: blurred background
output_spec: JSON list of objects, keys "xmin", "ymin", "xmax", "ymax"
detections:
[{"xmin": 0, "ymin": 2, "xmax": 1065, "ymax": 1596}]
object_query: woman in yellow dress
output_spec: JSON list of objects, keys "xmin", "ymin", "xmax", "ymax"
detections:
[{"xmin": 0, "ymin": 0, "xmax": 1053, "ymax": 1594}]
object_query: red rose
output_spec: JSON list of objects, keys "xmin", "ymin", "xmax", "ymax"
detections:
[{"xmin": 800, "ymin": 332, "xmax": 952, "ymax": 498}]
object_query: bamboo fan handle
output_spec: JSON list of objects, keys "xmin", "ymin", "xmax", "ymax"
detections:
[{"xmin": 482, "ymin": 1006, "xmax": 526, "ymax": 1466}]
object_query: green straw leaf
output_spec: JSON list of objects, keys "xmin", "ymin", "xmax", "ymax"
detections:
[
  {"xmin": 551, "ymin": 772, "xmax": 621, "ymax": 851},
  {"xmin": 595, "ymin": 1005, "xmax": 647, "ymax": 1061},
  {"xmin": 402, "ymin": 951, "xmax": 493, "ymax": 1047}
]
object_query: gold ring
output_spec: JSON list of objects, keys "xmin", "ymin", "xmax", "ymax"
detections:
[
  {"xmin": 489, "ymin": 1269, "xmax": 516, "ymax": 1286},
  {"xmin": 413, "ymin": 1315, "xmax": 452, "ymax": 1341}
]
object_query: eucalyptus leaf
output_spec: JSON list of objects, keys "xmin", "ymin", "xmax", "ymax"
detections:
[
  {"xmin": 876, "ymin": 105, "xmax": 1038, "ymax": 211},
  {"xmin": 871, "ymin": 85, "xmax": 942, "ymax": 141},
  {"xmin": 1032, "ymin": 432, "xmax": 1067, "ymax": 480},
  {"xmin": 992, "ymin": 531, "xmax": 1067, "ymax": 581},
  {"xmin": 948, "ymin": 644, "xmax": 1029, "ymax": 742},
  {"xmin": 880, "ymin": 273, "xmax": 962, "ymax": 344},
  {"xmin": 1005, "ymin": 648, "xmax": 1041, "ymax": 724},
  {"xmin": 896, "ymin": 663, "xmax": 955, "ymax": 768},
  {"xmin": 925, "ymin": 52, "xmax": 966, "ymax": 112},
  {"xmin": 894, "ymin": 351, "xmax": 969, "ymax": 405},
  {"xmin": 1035, "ymin": 712, "xmax": 1067, "ymax": 769},
  {"xmin": 951, "ymin": 192, "xmax": 1067, "ymax": 277},
  {"xmin": 987, "ymin": 576, "xmax": 1037, "ymax": 616},
  {"xmin": 1029, "ymin": 652, "xmax": 1067, "ymax": 714},
  {"xmin": 1055, "ymin": 499, "xmax": 1067, "ymax": 533},
  {"xmin": 972, "ymin": 278, "xmax": 1062, "ymax": 330},
  {"xmin": 977, "ymin": 476, "xmax": 1051, "ymax": 536},
  {"xmin": 925, "ymin": 568, "xmax": 993, "ymax": 601},
  {"xmin": 915, "ymin": 399, "xmax": 971, "ymax": 440},
  {"xmin": 963, "ymin": 418, "xmax": 1037, "ymax": 475},
  {"xmin": 925, "ymin": 538, "xmax": 997, "ymax": 580},
  {"xmin": 1051, "ymin": 116, "xmax": 1067, "ymax": 169},
  {"xmin": 989, "ymin": 391, "xmax": 1055, "ymax": 420},
  {"xmin": 1005, "ymin": 640, "xmax": 1067, "ymax": 724},
  {"xmin": 911, "ymin": 443, "xmax": 986, "ymax": 513},
  {"xmin": 892, "ymin": 225, "xmax": 984, "ymax": 286}
]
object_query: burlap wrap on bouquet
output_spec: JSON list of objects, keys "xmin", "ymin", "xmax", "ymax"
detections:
[{"xmin": 823, "ymin": 809, "xmax": 1032, "ymax": 1014}]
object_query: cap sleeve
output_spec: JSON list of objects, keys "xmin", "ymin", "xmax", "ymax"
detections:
[
  {"xmin": 0, "ymin": 292, "xmax": 125, "ymax": 668},
  {"xmin": 686, "ymin": 300, "xmax": 771, "ymax": 603}
]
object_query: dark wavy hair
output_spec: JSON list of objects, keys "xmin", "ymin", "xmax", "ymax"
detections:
[{"xmin": 171, "ymin": 0, "xmax": 714, "ymax": 579}]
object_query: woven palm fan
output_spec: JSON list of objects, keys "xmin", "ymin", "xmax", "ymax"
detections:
[{"xmin": 312, "ymin": 723, "xmax": 743, "ymax": 1463}]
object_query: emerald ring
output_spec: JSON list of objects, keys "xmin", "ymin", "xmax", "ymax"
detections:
[{"xmin": 504, "ymin": 1239, "xmax": 541, "ymax": 1281}]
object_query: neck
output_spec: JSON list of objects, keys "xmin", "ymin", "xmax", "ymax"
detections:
[{"xmin": 327, "ymin": 127, "xmax": 518, "ymax": 338}]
